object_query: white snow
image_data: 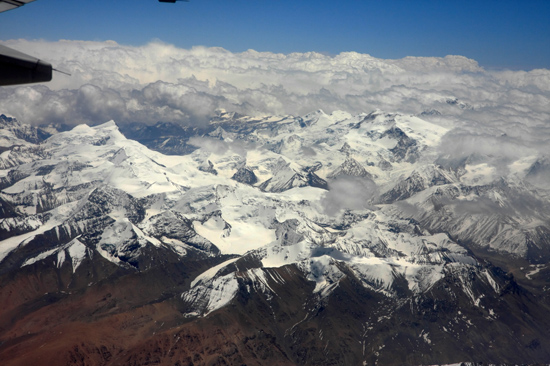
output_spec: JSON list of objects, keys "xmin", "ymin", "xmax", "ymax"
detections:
[
  {"xmin": 3, "ymin": 108, "xmax": 540, "ymax": 318},
  {"xmin": 461, "ymin": 163, "xmax": 497, "ymax": 186},
  {"xmin": 21, "ymin": 237, "xmax": 89, "ymax": 273},
  {"xmin": 526, "ymin": 264, "xmax": 546, "ymax": 280},
  {"xmin": 194, "ymin": 215, "xmax": 276, "ymax": 255},
  {"xmin": 419, "ymin": 329, "xmax": 432, "ymax": 344},
  {"xmin": 67, "ymin": 239, "xmax": 88, "ymax": 273},
  {"xmin": 1, "ymin": 220, "xmax": 59, "ymax": 263},
  {"xmin": 191, "ymin": 257, "xmax": 241, "ymax": 287},
  {"xmin": 204, "ymin": 274, "xmax": 239, "ymax": 315},
  {"xmin": 22, "ymin": 247, "xmax": 58, "ymax": 267}
]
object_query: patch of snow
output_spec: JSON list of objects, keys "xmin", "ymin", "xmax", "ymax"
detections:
[
  {"xmin": 21, "ymin": 237, "xmax": 88, "ymax": 273},
  {"xmin": 22, "ymin": 247, "xmax": 58, "ymax": 267},
  {"xmin": 526, "ymin": 264, "xmax": 546, "ymax": 280},
  {"xmin": 2, "ymin": 220, "xmax": 60, "ymax": 263},
  {"xmin": 419, "ymin": 329, "xmax": 432, "ymax": 344},
  {"xmin": 67, "ymin": 239, "xmax": 88, "ymax": 273},
  {"xmin": 194, "ymin": 215, "xmax": 276, "ymax": 255},
  {"xmin": 204, "ymin": 274, "xmax": 239, "ymax": 315},
  {"xmin": 191, "ymin": 257, "xmax": 241, "ymax": 287}
]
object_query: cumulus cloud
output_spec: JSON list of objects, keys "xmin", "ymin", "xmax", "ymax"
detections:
[
  {"xmin": 187, "ymin": 137, "xmax": 229, "ymax": 155},
  {"xmin": 438, "ymin": 130, "xmax": 537, "ymax": 162},
  {"xmin": 300, "ymin": 146, "xmax": 317, "ymax": 157},
  {"xmin": 322, "ymin": 176, "xmax": 378, "ymax": 216},
  {"xmin": 187, "ymin": 136, "xmax": 255, "ymax": 158},
  {"xmin": 0, "ymin": 40, "xmax": 548, "ymax": 151}
]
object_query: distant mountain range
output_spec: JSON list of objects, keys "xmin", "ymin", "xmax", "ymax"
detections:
[{"xmin": 1, "ymin": 110, "xmax": 549, "ymax": 365}]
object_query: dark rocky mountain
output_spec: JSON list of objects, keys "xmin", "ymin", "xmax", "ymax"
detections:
[
  {"xmin": 0, "ymin": 114, "xmax": 51, "ymax": 146},
  {"xmin": 327, "ymin": 156, "xmax": 372, "ymax": 179},
  {"xmin": 232, "ymin": 165, "xmax": 258, "ymax": 185},
  {"xmin": 119, "ymin": 121, "xmax": 206, "ymax": 155},
  {"xmin": 1, "ymin": 112, "xmax": 550, "ymax": 366}
]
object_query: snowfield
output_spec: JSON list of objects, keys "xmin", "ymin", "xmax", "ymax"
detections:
[{"xmin": 1, "ymin": 109, "xmax": 549, "ymax": 317}]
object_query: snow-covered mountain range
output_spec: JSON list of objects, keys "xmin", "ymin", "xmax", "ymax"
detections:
[{"xmin": 1, "ymin": 110, "xmax": 549, "ymax": 365}]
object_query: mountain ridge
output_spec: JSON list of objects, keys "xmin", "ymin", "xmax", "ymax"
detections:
[{"xmin": 1, "ymin": 112, "xmax": 549, "ymax": 365}]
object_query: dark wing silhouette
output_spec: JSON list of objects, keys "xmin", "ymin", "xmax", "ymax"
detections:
[
  {"xmin": 0, "ymin": 0, "xmax": 36, "ymax": 13},
  {"xmin": 0, "ymin": 0, "xmax": 186, "ymax": 13},
  {"xmin": 0, "ymin": 0, "xmax": 185, "ymax": 86},
  {"xmin": 0, "ymin": 44, "xmax": 52, "ymax": 86},
  {"xmin": 0, "ymin": 1, "xmax": 49, "ymax": 85}
]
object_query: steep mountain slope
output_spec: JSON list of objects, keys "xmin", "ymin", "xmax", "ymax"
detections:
[{"xmin": 1, "ymin": 112, "xmax": 549, "ymax": 365}]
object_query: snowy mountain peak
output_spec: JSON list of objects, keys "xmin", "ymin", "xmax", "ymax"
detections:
[{"xmin": 1, "ymin": 110, "xmax": 550, "ymax": 365}]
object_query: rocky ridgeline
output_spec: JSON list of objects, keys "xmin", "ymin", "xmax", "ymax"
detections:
[{"xmin": 0, "ymin": 111, "xmax": 549, "ymax": 365}]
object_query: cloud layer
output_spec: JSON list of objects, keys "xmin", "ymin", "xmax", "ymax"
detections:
[{"xmin": 0, "ymin": 40, "xmax": 548, "ymax": 148}]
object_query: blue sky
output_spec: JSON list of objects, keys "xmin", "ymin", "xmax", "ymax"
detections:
[{"xmin": 1, "ymin": 0, "xmax": 549, "ymax": 70}]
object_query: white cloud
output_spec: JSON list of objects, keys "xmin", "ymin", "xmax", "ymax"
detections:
[
  {"xmin": 322, "ymin": 176, "xmax": 378, "ymax": 216},
  {"xmin": 0, "ymin": 40, "xmax": 548, "ymax": 152},
  {"xmin": 187, "ymin": 137, "xmax": 229, "ymax": 155}
]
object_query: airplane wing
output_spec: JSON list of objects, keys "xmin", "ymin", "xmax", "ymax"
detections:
[
  {"xmin": 1, "ymin": 0, "xmax": 186, "ymax": 13},
  {"xmin": 1, "ymin": 0, "xmax": 185, "ymax": 86},
  {"xmin": 0, "ymin": 44, "xmax": 52, "ymax": 86},
  {"xmin": 0, "ymin": 0, "xmax": 36, "ymax": 14},
  {"xmin": 0, "ymin": 1, "xmax": 51, "ymax": 85}
]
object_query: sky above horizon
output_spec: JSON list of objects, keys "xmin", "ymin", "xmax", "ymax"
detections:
[
  {"xmin": 0, "ymin": 0, "xmax": 549, "ymax": 197},
  {"xmin": 0, "ymin": 0, "xmax": 549, "ymax": 70}
]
